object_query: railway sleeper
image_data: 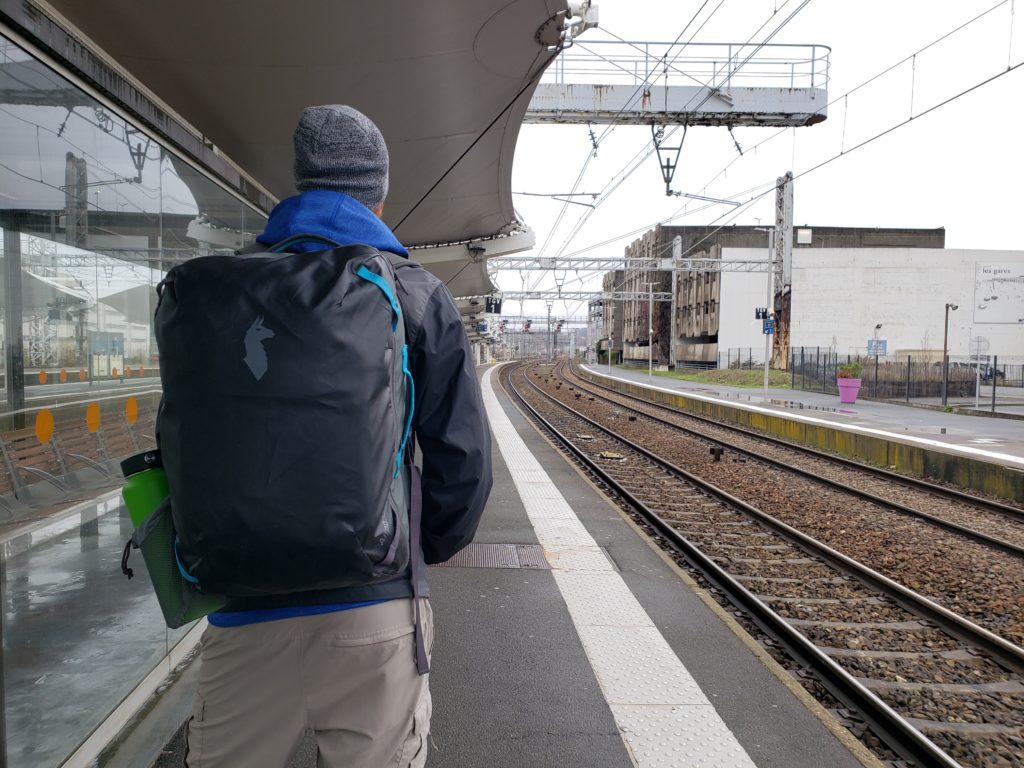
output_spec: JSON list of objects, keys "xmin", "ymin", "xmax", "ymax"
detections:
[
  {"xmin": 787, "ymin": 619, "xmax": 933, "ymax": 631},
  {"xmin": 861, "ymin": 679, "xmax": 1024, "ymax": 695},
  {"xmin": 905, "ymin": 718, "xmax": 1024, "ymax": 738},
  {"xmin": 768, "ymin": 595, "xmax": 887, "ymax": 605},
  {"xmin": 821, "ymin": 648, "xmax": 984, "ymax": 662},
  {"xmin": 725, "ymin": 556, "xmax": 819, "ymax": 564}
]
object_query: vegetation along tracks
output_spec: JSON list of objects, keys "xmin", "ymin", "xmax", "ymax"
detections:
[{"xmin": 502, "ymin": 361, "xmax": 1024, "ymax": 768}]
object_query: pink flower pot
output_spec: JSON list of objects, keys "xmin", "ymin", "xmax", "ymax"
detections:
[{"xmin": 837, "ymin": 377, "xmax": 862, "ymax": 404}]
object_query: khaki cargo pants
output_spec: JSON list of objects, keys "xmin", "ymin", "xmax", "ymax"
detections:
[{"xmin": 185, "ymin": 599, "xmax": 432, "ymax": 768}]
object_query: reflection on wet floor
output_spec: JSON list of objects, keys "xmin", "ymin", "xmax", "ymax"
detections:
[{"xmin": 1, "ymin": 495, "xmax": 194, "ymax": 767}]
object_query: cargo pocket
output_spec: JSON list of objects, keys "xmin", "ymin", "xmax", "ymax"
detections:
[
  {"xmin": 394, "ymin": 685, "xmax": 432, "ymax": 768},
  {"xmin": 183, "ymin": 696, "xmax": 205, "ymax": 768}
]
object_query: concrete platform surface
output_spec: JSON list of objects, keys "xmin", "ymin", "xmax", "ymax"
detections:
[{"xmin": 130, "ymin": 364, "xmax": 872, "ymax": 767}]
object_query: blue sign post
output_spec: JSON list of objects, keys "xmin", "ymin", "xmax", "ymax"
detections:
[{"xmin": 762, "ymin": 318, "xmax": 774, "ymax": 335}]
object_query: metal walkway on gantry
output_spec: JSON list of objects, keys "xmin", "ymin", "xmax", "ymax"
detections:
[{"xmin": 526, "ymin": 39, "xmax": 829, "ymax": 127}]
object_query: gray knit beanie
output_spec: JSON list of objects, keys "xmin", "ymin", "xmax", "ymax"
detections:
[{"xmin": 293, "ymin": 105, "xmax": 389, "ymax": 209}]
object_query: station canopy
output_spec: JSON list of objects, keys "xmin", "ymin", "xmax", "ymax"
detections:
[{"xmin": 39, "ymin": 0, "xmax": 573, "ymax": 298}]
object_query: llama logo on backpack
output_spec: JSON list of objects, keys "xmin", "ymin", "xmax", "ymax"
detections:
[{"xmin": 243, "ymin": 316, "xmax": 274, "ymax": 381}]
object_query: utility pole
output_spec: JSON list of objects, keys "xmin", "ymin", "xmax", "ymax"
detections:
[
  {"xmin": 763, "ymin": 230, "xmax": 773, "ymax": 403},
  {"xmin": 546, "ymin": 302, "xmax": 553, "ymax": 360},
  {"xmin": 670, "ymin": 236, "xmax": 681, "ymax": 370},
  {"xmin": 642, "ymin": 282, "xmax": 656, "ymax": 379}
]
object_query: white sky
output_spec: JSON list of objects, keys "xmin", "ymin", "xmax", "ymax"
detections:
[{"xmin": 505, "ymin": 0, "xmax": 1023, "ymax": 321}]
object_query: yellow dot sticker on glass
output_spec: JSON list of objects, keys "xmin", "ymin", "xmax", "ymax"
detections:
[
  {"xmin": 125, "ymin": 397, "xmax": 138, "ymax": 425},
  {"xmin": 35, "ymin": 409, "xmax": 55, "ymax": 444},
  {"xmin": 86, "ymin": 402, "xmax": 101, "ymax": 433},
  {"xmin": 38, "ymin": 371, "xmax": 48, "ymax": 385},
  {"xmin": 59, "ymin": 369, "xmax": 68, "ymax": 383}
]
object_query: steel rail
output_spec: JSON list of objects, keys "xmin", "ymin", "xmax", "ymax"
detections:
[
  {"xmin": 526, "ymin": 366, "xmax": 1024, "ymax": 672},
  {"xmin": 558, "ymin": 365, "xmax": 1024, "ymax": 558},
  {"xmin": 573, "ymin": 364, "xmax": 1024, "ymax": 523},
  {"xmin": 503, "ymin": 364, "xmax": 965, "ymax": 768}
]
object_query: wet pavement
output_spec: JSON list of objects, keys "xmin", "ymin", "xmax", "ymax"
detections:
[{"xmin": 1, "ymin": 493, "xmax": 192, "ymax": 768}]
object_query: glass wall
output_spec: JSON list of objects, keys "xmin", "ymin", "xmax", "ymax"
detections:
[{"xmin": 0, "ymin": 32, "xmax": 267, "ymax": 766}]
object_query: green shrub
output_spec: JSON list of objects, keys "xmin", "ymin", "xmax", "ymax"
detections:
[{"xmin": 838, "ymin": 361, "xmax": 863, "ymax": 379}]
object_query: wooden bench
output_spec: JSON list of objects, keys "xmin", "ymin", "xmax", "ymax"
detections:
[
  {"xmin": 0, "ymin": 426, "xmax": 72, "ymax": 506},
  {"xmin": 0, "ymin": 394, "xmax": 160, "ymax": 511},
  {"xmin": 57, "ymin": 421, "xmax": 119, "ymax": 486}
]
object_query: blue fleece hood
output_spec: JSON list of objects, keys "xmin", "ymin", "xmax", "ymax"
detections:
[{"xmin": 256, "ymin": 190, "xmax": 409, "ymax": 257}]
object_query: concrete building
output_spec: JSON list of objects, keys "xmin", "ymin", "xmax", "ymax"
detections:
[
  {"xmin": 596, "ymin": 270, "xmax": 626, "ymax": 363},
  {"xmin": 603, "ymin": 224, "xmax": 962, "ymax": 367}
]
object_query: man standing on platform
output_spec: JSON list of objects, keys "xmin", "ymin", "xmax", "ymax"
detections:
[{"xmin": 177, "ymin": 105, "xmax": 492, "ymax": 768}]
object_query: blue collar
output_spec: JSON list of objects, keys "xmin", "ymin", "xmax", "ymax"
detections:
[{"xmin": 256, "ymin": 190, "xmax": 409, "ymax": 257}]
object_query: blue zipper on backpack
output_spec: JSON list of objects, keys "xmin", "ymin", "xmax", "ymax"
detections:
[{"xmin": 356, "ymin": 266, "xmax": 415, "ymax": 476}]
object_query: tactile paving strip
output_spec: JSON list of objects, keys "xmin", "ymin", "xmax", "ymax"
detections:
[
  {"xmin": 613, "ymin": 705, "xmax": 758, "ymax": 768},
  {"xmin": 543, "ymin": 546, "xmax": 616, "ymax": 572},
  {"xmin": 576, "ymin": 626, "xmax": 709, "ymax": 706},
  {"xmin": 529, "ymin": 517, "xmax": 595, "ymax": 548},
  {"xmin": 482, "ymin": 368, "xmax": 756, "ymax": 768},
  {"xmin": 522, "ymin": 496, "xmax": 581, "ymax": 520},
  {"xmin": 553, "ymin": 571, "xmax": 655, "ymax": 627}
]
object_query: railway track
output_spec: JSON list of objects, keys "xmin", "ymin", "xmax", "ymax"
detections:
[
  {"xmin": 566, "ymin": 363, "xmax": 1024, "ymax": 529},
  {"xmin": 552, "ymin": 364, "xmax": 1024, "ymax": 646},
  {"xmin": 502, "ymin": 361, "xmax": 1024, "ymax": 768}
]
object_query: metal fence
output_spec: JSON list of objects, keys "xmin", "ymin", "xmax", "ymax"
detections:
[
  {"xmin": 788, "ymin": 347, "xmax": 1024, "ymax": 402},
  {"xmin": 719, "ymin": 348, "xmax": 767, "ymax": 369}
]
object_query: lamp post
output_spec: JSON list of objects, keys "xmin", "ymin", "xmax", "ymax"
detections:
[{"xmin": 942, "ymin": 302, "xmax": 958, "ymax": 406}]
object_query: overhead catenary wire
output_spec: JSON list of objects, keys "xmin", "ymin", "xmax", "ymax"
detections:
[
  {"xmin": 692, "ymin": 0, "xmax": 1012, "ymax": 199},
  {"xmin": 679, "ymin": 0, "xmax": 813, "ymax": 115},
  {"xmin": 510, "ymin": 2, "xmax": 1017, "ymax": 324},
  {"xmin": 523, "ymin": 0, "xmax": 814, "ymax": 304},
  {"xmin": 393, "ymin": 44, "xmax": 555, "ymax": 235},
  {"xmin": 544, "ymin": 0, "xmax": 1017, "ymax": 273},
  {"xmin": 532, "ymin": 0, "xmax": 796, "ymax": 274},
  {"xmin": 645, "ymin": 55, "xmax": 1024, "ymax": 267},
  {"xmin": 531, "ymin": 1, "xmax": 729, "ymax": 267},
  {"xmin": 515, "ymin": 48, "xmax": 1024, "ymax": 309}
]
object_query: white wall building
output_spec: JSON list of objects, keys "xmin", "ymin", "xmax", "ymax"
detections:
[{"xmin": 720, "ymin": 247, "xmax": 1024, "ymax": 363}]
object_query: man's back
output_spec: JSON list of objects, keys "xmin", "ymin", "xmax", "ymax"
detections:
[{"xmin": 162, "ymin": 104, "xmax": 492, "ymax": 768}]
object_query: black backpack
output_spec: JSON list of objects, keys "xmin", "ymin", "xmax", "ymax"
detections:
[{"xmin": 154, "ymin": 235, "xmax": 415, "ymax": 596}]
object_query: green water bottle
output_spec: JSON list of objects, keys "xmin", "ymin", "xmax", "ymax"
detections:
[
  {"xmin": 121, "ymin": 449, "xmax": 169, "ymax": 526},
  {"xmin": 121, "ymin": 449, "xmax": 225, "ymax": 627}
]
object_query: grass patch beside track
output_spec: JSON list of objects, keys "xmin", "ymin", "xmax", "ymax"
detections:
[{"xmin": 644, "ymin": 367, "xmax": 794, "ymax": 389}]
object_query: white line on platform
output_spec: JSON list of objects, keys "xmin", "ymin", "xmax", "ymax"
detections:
[{"xmin": 482, "ymin": 366, "xmax": 757, "ymax": 768}]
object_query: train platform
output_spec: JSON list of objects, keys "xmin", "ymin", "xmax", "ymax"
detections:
[
  {"xmin": 580, "ymin": 364, "xmax": 1024, "ymax": 474},
  {"xmin": 1, "ymin": 363, "xmax": 882, "ymax": 768}
]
